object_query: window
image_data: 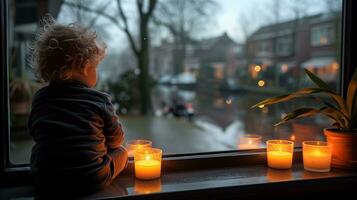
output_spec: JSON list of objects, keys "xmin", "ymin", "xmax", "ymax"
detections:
[
  {"xmin": 276, "ymin": 35, "xmax": 293, "ymax": 56},
  {"xmin": 3, "ymin": 0, "xmax": 343, "ymax": 167},
  {"xmin": 311, "ymin": 23, "xmax": 335, "ymax": 46}
]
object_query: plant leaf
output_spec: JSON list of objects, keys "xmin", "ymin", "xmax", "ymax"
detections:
[
  {"xmin": 347, "ymin": 69, "xmax": 357, "ymax": 117},
  {"xmin": 251, "ymin": 87, "xmax": 334, "ymax": 108},
  {"xmin": 304, "ymin": 68, "xmax": 350, "ymax": 118},
  {"xmin": 274, "ymin": 107, "xmax": 323, "ymax": 126},
  {"xmin": 320, "ymin": 107, "xmax": 349, "ymax": 129},
  {"xmin": 304, "ymin": 68, "xmax": 332, "ymax": 91},
  {"xmin": 274, "ymin": 107, "xmax": 347, "ymax": 127}
]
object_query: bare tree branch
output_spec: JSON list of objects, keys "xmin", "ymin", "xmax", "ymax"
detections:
[
  {"xmin": 64, "ymin": 1, "xmax": 121, "ymax": 28},
  {"xmin": 146, "ymin": 0, "xmax": 157, "ymax": 17},
  {"xmin": 88, "ymin": 1, "xmax": 112, "ymax": 28},
  {"xmin": 116, "ymin": 0, "xmax": 139, "ymax": 56},
  {"xmin": 136, "ymin": 0, "xmax": 144, "ymax": 17}
]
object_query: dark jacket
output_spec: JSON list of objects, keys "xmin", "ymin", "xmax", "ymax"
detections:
[{"xmin": 28, "ymin": 81, "xmax": 125, "ymax": 190}]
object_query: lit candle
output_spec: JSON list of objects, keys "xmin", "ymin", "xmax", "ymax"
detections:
[
  {"xmin": 303, "ymin": 141, "xmax": 331, "ymax": 172},
  {"xmin": 126, "ymin": 139, "xmax": 152, "ymax": 157},
  {"xmin": 238, "ymin": 134, "xmax": 262, "ymax": 149},
  {"xmin": 134, "ymin": 148, "xmax": 162, "ymax": 180},
  {"xmin": 266, "ymin": 140, "xmax": 294, "ymax": 169}
]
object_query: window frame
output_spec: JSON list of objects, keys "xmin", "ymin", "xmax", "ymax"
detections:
[{"xmin": 1, "ymin": 0, "xmax": 356, "ymax": 187}]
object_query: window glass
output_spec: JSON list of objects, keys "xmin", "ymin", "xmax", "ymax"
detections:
[
  {"xmin": 311, "ymin": 24, "xmax": 335, "ymax": 46},
  {"xmin": 8, "ymin": 0, "xmax": 342, "ymax": 164}
]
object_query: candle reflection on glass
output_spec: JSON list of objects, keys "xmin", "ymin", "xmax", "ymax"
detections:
[
  {"xmin": 237, "ymin": 134, "xmax": 262, "ymax": 149},
  {"xmin": 126, "ymin": 139, "xmax": 152, "ymax": 157},
  {"xmin": 267, "ymin": 168, "xmax": 292, "ymax": 181},
  {"xmin": 134, "ymin": 148, "xmax": 162, "ymax": 180},
  {"xmin": 134, "ymin": 179, "xmax": 162, "ymax": 194},
  {"xmin": 266, "ymin": 140, "xmax": 294, "ymax": 169},
  {"xmin": 303, "ymin": 141, "xmax": 331, "ymax": 172}
]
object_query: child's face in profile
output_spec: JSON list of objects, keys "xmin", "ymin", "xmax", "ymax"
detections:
[
  {"xmin": 69, "ymin": 41, "xmax": 104, "ymax": 88},
  {"xmin": 70, "ymin": 58, "xmax": 100, "ymax": 88}
]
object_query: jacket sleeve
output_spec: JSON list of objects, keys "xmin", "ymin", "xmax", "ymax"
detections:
[{"xmin": 103, "ymin": 96, "xmax": 125, "ymax": 150}]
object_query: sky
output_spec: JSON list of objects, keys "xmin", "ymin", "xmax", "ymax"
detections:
[{"xmin": 58, "ymin": 0, "xmax": 338, "ymax": 52}]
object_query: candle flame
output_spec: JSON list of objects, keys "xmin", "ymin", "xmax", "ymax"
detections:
[
  {"xmin": 314, "ymin": 150, "xmax": 320, "ymax": 156},
  {"xmin": 248, "ymin": 140, "xmax": 252, "ymax": 144},
  {"xmin": 145, "ymin": 155, "xmax": 151, "ymax": 160}
]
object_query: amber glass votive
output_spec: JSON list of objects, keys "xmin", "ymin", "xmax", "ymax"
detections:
[
  {"xmin": 126, "ymin": 139, "xmax": 152, "ymax": 157},
  {"xmin": 303, "ymin": 141, "xmax": 332, "ymax": 172},
  {"xmin": 266, "ymin": 140, "xmax": 294, "ymax": 169},
  {"xmin": 134, "ymin": 148, "xmax": 162, "ymax": 180},
  {"xmin": 238, "ymin": 134, "xmax": 262, "ymax": 149}
]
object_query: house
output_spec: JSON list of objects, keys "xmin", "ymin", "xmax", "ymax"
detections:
[
  {"xmin": 246, "ymin": 13, "xmax": 340, "ymax": 87},
  {"xmin": 151, "ymin": 33, "xmax": 244, "ymax": 83}
]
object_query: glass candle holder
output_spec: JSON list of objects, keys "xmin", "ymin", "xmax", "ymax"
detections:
[
  {"xmin": 134, "ymin": 148, "xmax": 162, "ymax": 180},
  {"xmin": 126, "ymin": 139, "xmax": 152, "ymax": 157},
  {"xmin": 266, "ymin": 140, "xmax": 294, "ymax": 169},
  {"xmin": 237, "ymin": 134, "xmax": 262, "ymax": 149},
  {"xmin": 303, "ymin": 141, "xmax": 332, "ymax": 172}
]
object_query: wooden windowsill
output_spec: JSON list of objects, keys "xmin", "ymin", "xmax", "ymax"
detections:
[{"xmin": 1, "ymin": 151, "xmax": 357, "ymax": 199}]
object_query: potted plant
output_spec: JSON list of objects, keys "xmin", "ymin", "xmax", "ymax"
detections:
[{"xmin": 252, "ymin": 68, "xmax": 357, "ymax": 169}]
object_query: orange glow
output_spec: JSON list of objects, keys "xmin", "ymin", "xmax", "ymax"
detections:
[
  {"xmin": 135, "ymin": 179, "xmax": 162, "ymax": 194},
  {"xmin": 254, "ymin": 65, "xmax": 262, "ymax": 72}
]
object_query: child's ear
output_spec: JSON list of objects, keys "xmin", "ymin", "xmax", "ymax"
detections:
[{"xmin": 82, "ymin": 61, "xmax": 91, "ymax": 76}]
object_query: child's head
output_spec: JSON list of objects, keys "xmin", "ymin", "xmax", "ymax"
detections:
[{"xmin": 33, "ymin": 16, "xmax": 106, "ymax": 87}]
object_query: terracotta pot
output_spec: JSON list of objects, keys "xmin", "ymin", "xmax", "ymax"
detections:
[{"xmin": 324, "ymin": 128, "xmax": 357, "ymax": 169}]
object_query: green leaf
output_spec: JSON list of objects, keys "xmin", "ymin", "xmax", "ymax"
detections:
[
  {"xmin": 347, "ymin": 69, "xmax": 357, "ymax": 117},
  {"xmin": 304, "ymin": 68, "xmax": 332, "ymax": 91},
  {"xmin": 251, "ymin": 87, "xmax": 333, "ymax": 108},
  {"xmin": 304, "ymin": 69, "xmax": 349, "ymax": 118},
  {"xmin": 320, "ymin": 107, "xmax": 349, "ymax": 129},
  {"xmin": 274, "ymin": 107, "xmax": 347, "ymax": 128},
  {"xmin": 274, "ymin": 107, "xmax": 323, "ymax": 126}
]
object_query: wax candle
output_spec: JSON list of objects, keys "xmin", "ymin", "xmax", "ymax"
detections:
[
  {"xmin": 134, "ymin": 148, "xmax": 162, "ymax": 180},
  {"xmin": 266, "ymin": 140, "xmax": 294, "ymax": 169},
  {"xmin": 303, "ymin": 141, "xmax": 331, "ymax": 172},
  {"xmin": 238, "ymin": 134, "xmax": 262, "ymax": 149},
  {"xmin": 126, "ymin": 139, "xmax": 152, "ymax": 157}
]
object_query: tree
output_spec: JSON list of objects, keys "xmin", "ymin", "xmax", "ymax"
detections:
[
  {"xmin": 64, "ymin": 0, "xmax": 157, "ymax": 114},
  {"xmin": 153, "ymin": 0, "xmax": 217, "ymax": 74}
]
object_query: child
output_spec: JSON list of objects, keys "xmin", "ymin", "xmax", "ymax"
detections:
[{"xmin": 28, "ymin": 17, "xmax": 128, "ymax": 194}]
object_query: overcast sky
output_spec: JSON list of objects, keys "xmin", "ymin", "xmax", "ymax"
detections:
[{"xmin": 58, "ymin": 0, "xmax": 340, "ymax": 53}]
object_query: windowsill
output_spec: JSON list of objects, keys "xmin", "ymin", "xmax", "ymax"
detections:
[{"xmin": 1, "ymin": 150, "xmax": 357, "ymax": 199}]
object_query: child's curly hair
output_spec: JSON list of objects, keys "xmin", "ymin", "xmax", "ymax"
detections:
[{"xmin": 32, "ymin": 15, "xmax": 106, "ymax": 82}]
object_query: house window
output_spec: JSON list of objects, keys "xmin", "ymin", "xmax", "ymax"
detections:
[
  {"xmin": 311, "ymin": 24, "xmax": 335, "ymax": 46},
  {"xmin": 2, "ymin": 0, "xmax": 342, "ymax": 167},
  {"xmin": 276, "ymin": 36, "xmax": 293, "ymax": 56}
]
